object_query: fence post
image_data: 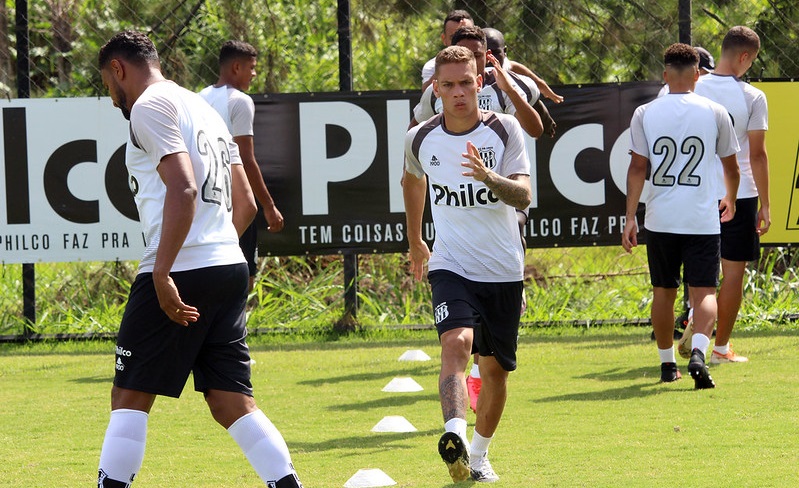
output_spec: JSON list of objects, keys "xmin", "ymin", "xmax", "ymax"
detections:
[
  {"xmin": 16, "ymin": 0, "xmax": 35, "ymax": 338},
  {"xmin": 336, "ymin": 0, "xmax": 358, "ymax": 330},
  {"xmin": 678, "ymin": 0, "xmax": 692, "ymax": 45}
]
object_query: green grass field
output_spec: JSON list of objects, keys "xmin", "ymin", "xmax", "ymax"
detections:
[{"xmin": 2, "ymin": 326, "xmax": 798, "ymax": 487}]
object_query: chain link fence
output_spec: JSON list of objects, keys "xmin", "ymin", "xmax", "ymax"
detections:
[{"xmin": 2, "ymin": 1, "xmax": 798, "ymax": 336}]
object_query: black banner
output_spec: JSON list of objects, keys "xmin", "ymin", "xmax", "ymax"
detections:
[{"xmin": 252, "ymin": 82, "xmax": 662, "ymax": 256}]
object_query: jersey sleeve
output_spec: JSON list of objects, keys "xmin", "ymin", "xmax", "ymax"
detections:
[
  {"xmin": 511, "ymin": 73, "xmax": 541, "ymax": 104},
  {"xmin": 747, "ymin": 87, "xmax": 768, "ymax": 132},
  {"xmin": 413, "ymin": 85, "xmax": 437, "ymax": 122},
  {"xmin": 130, "ymin": 94, "xmax": 188, "ymax": 164},
  {"xmin": 228, "ymin": 90, "xmax": 255, "ymax": 137},
  {"xmin": 421, "ymin": 57, "xmax": 436, "ymax": 84},
  {"xmin": 498, "ymin": 115, "xmax": 530, "ymax": 177},
  {"xmin": 404, "ymin": 125, "xmax": 425, "ymax": 179},
  {"xmin": 628, "ymin": 105, "xmax": 649, "ymax": 158},
  {"xmin": 714, "ymin": 104, "xmax": 740, "ymax": 158}
]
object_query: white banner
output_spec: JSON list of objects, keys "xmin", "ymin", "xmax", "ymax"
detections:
[{"xmin": 0, "ymin": 97, "xmax": 144, "ymax": 264}]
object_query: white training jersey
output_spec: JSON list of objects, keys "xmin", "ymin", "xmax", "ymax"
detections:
[
  {"xmin": 413, "ymin": 69, "xmax": 539, "ymax": 124},
  {"xmin": 198, "ymin": 85, "xmax": 255, "ymax": 137},
  {"xmin": 127, "ymin": 81, "xmax": 245, "ymax": 274},
  {"xmin": 694, "ymin": 73, "xmax": 768, "ymax": 199},
  {"xmin": 421, "ymin": 56, "xmax": 436, "ymax": 84},
  {"xmin": 629, "ymin": 92, "xmax": 739, "ymax": 235},
  {"xmin": 405, "ymin": 111, "xmax": 530, "ymax": 282}
]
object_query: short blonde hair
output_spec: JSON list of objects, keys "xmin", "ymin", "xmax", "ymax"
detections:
[{"xmin": 434, "ymin": 45, "xmax": 477, "ymax": 77}]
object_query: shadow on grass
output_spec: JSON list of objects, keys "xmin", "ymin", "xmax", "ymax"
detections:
[
  {"xmin": 69, "ymin": 374, "xmax": 112, "ymax": 384},
  {"xmin": 298, "ymin": 365, "xmax": 438, "ymax": 386},
  {"xmin": 532, "ymin": 378, "xmax": 695, "ymax": 403},
  {"xmin": 329, "ymin": 392, "xmax": 440, "ymax": 412},
  {"xmin": 291, "ymin": 427, "xmax": 440, "ymax": 453}
]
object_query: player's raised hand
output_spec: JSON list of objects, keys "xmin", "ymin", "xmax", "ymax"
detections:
[
  {"xmin": 486, "ymin": 52, "xmax": 512, "ymax": 94},
  {"xmin": 461, "ymin": 141, "xmax": 490, "ymax": 181}
]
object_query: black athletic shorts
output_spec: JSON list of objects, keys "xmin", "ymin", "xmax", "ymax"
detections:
[
  {"xmin": 239, "ymin": 222, "xmax": 258, "ymax": 277},
  {"xmin": 646, "ymin": 230, "xmax": 720, "ymax": 288},
  {"xmin": 114, "ymin": 263, "xmax": 253, "ymax": 398},
  {"xmin": 429, "ymin": 270, "xmax": 523, "ymax": 372},
  {"xmin": 721, "ymin": 196, "xmax": 760, "ymax": 262}
]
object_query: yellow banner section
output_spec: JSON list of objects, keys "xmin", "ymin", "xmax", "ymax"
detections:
[{"xmin": 753, "ymin": 81, "xmax": 799, "ymax": 245}]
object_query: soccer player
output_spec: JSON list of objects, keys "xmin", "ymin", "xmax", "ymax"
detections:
[
  {"xmin": 412, "ymin": 26, "xmax": 543, "ymax": 139},
  {"xmin": 678, "ymin": 26, "xmax": 770, "ymax": 364},
  {"xmin": 403, "ymin": 45, "xmax": 532, "ymax": 482},
  {"xmin": 622, "ymin": 43, "xmax": 740, "ymax": 389},
  {"xmin": 411, "ymin": 26, "xmax": 541, "ymax": 415},
  {"xmin": 200, "ymin": 40, "xmax": 285, "ymax": 293},
  {"xmin": 657, "ymin": 46, "xmax": 715, "ymax": 97},
  {"xmin": 421, "ymin": 10, "xmax": 475, "ymax": 91},
  {"xmin": 96, "ymin": 31, "xmax": 303, "ymax": 487}
]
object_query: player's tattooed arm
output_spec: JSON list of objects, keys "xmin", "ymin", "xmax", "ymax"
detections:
[{"xmin": 461, "ymin": 141, "xmax": 531, "ymax": 210}]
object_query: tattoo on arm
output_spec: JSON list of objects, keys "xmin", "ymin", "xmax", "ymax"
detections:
[
  {"xmin": 439, "ymin": 374, "xmax": 467, "ymax": 422},
  {"xmin": 483, "ymin": 174, "xmax": 531, "ymax": 210}
]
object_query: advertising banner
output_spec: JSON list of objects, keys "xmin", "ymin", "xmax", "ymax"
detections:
[{"xmin": 1, "ymin": 81, "xmax": 796, "ymax": 264}]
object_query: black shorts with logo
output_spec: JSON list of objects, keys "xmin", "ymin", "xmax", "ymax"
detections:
[
  {"xmin": 114, "ymin": 263, "xmax": 252, "ymax": 398},
  {"xmin": 239, "ymin": 221, "xmax": 258, "ymax": 277},
  {"xmin": 721, "ymin": 196, "xmax": 760, "ymax": 262},
  {"xmin": 646, "ymin": 231, "xmax": 720, "ymax": 289},
  {"xmin": 429, "ymin": 270, "xmax": 523, "ymax": 372}
]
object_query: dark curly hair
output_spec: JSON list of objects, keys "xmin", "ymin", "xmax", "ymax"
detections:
[
  {"xmin": 219, "ymin": 40, "xmax": 257, "ymax": 66},
  {"xmin": 98, "ymin": 31, "xmax": 159, "ymax": 69},
  {"xmin": 664, "ymin": 43, "xmax": 698, "ymax": 69}
]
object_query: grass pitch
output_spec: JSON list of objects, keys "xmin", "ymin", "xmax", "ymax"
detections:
[{"xmin": 1, "ymin": 326, "xmax": 798, "ymax": 487}]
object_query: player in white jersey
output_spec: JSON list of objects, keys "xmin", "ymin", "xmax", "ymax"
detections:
[
  {"xmin": 200, "ymin": 40, "xmax": 285, "ymax": 292},
  {"xmin": 678, "ymin": 26, "xmax": 770, "ymax": 365},
  {"xmin": 404, "ymin": 45, "xmax": 531, "ymax": 483},
  {"xmin": 421, "ymin": 10, "xmax": 475, "ymax": 91},
  {"xmin": 413, "ymin": 26, "xmax": 543, "ymax": 139},
  {"xmin": 97, "ymin": 31, "xmax": 303, "ymax": 488},
  {"xmin": 623, "ymin": 43, "xmax": 740, "ymax": 389}
]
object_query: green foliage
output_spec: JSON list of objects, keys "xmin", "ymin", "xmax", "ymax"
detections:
[{"xmin": 10, "ymin": 0, "xmax": 799, "ymax": 98}]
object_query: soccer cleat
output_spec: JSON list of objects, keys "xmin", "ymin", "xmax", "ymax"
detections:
[
  {"xmin": 660, "ymin": 362, "xmax": 682, "ymax": 383},
  {"xmin": 688, "ymin": 349, "xmax": 716, "ymax": 389},
  {"xmin": 710, "ymin": 346, "xmax": 749, "ymax": 364},
  {"xmin": 438, "ymin": 431, "xmax": 470, "ymax": 482},
  {"xmin": 677, "ymin": 315, "xmax": 694, "ymax": 359},
  {"xmin": 470, "ymin": 453, "xmax": 500, "ymax": 483},
  {"xmin": 466, "ymin": 374, "xmax": 481, "ymax": 413}
]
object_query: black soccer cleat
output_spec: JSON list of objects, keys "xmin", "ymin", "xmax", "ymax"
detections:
[
  {"xmin": 438, "ymin": 431, "xmax": 470, "ymax": 482},
  {"xmin": 688, "ymin": 349, "xmax": 716, "ymax": 389},
  {"xmin": 660, "ymin": 362, "xmax": 682, "ymax": 383}
]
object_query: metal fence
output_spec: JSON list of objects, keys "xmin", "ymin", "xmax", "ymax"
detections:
[{"xmin": 2, "ymin": 0, "xmax": 798, "ymax": 337}]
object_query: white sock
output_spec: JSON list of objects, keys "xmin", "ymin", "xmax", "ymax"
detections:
[
  {"xmin": 687, "ymin": 308, "xmax": 694, "ymax": 322},
  {"xmin": 98, "ymin": 409, "xmax": 148, "ymax": 486},
  {"xmin": 470, "ymin": 363, "xmax": 481, "ymax": 378},
  {"xmin": 714, "ymin": 343, "xmax": 730, "ymax": 355},
  {"xmin": 470, "ymin": 430, "xmax": 492, "ymax": 464},
  {"xmin": 228, "ymin": 409, "xmax": 299, "ymax": 485},
  {"xmin": 692, "ymin": 333, "xmax": 711, "ymax": 356},
  {"xmin": 658, "ymin": 347, "xmax": 676, "ymax": 364},
  {"xmin": 444, "ymin": 417, "xmax": 469, "ymax": 448}
]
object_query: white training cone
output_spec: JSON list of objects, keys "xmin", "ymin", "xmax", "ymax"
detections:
[
  {"xmin": 381, "ymin": 377, "xmax": 423, "ymax": 392},
  {"xmin": 344, "ymin": 468, "xmax": 397, "ymax": 487},
  {"xmin": 371, "ymin": 415, "xmax": 418, "ymax": 433},
  {"xmin": 398, "ymin": 349, "xmax": 431, "ymax": 361}
]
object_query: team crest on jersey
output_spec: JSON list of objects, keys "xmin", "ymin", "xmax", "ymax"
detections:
[
  {"xmin": 479, "ymin": 147, "xmax": 497, "ymax": 169},
  {"xmin": 430, "ymin": 155, "xmax": 440, "ymax": 166},
  {"xmin": 478, "ymin": 94, "xmax": 492, "ymax": 110},
  {"xmin": 434, "ymin": 302, "xmax": 449, "ymax": 324}
]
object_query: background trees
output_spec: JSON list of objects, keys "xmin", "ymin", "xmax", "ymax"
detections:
[{"xmin": 2, "ymin": 0, "xmax": 798, "ymax": 98}]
